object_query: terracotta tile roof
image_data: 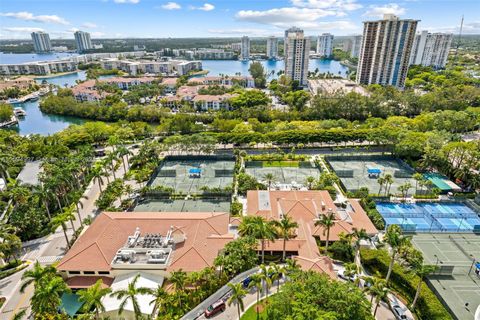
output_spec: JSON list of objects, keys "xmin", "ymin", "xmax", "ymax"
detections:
[
  {"xmin": 57, "ymin": 212, "xmax": 233, "ymax": 273},
  {"xmin": 161, "ymin": 78, "xmax": 178, "ymax": 86},
  {"xmin": 247, "ymin": 191, "xmax": 377, "ymax": 242},
  {"xmin": 105, "ymin": 76, "xmax": 155, "ymax": 84},
  {"xmin": 192, "ymin": 94, "xmax": 235, "ymax": 102},
  {"xmin": 66, "ymin": 276, "xmax": 114, "ymax": 289},
  {"xmin": 294, "ymin": 256, "xmax": 336, "ymax": 279}
]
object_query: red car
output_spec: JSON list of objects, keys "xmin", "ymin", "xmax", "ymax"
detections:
[{"xmin": 204, "ymin": 299, "xmax": 226, "ymax": 318}]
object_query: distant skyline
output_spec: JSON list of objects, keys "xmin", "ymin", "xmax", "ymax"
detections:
[{"xmin": 0, "ymin": 0, "xmax": 479, "ymax": 40}]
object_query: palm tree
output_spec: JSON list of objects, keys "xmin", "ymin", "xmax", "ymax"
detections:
[
  {"xmin": 305, "ymin": 176, "xmax": 315, "ymax": 189},
  {"xmin": 110, "ymin": 274, "xmax": 151, "ymax": 320},
  {"xmin": 398, "ymin": 182, "xmax": 413, "ymax": 199},
  {"xmin": 32, "ymin": 276, "xmax": 69, "ymax": 316},
  {"xmin": 377, "ymin": 176, "xmax": 385, "ymax": 195},
  {"xmin": 384, "ymin": 224, "xmax": 408, "ymax": 283},
  {"xmin": 259, "ymin": 264, "xmax": 273, "ymax": 300},
  {"xmin": 77, "ymin": 279, "xmax": 111, "ymax": 319},
  {"xmin": 248, "ymin": 273, "xmax": 263, "ymax": 320},
  {"xmin": 49, "ymin": 212, "xmax": 72, "ymax": 249},
  {"xmin": 272, "ymin": 214, "xmax": 298, "ymax": 261},
  {"xmin": 268, "ymin": 263, "xmax": 283, "ymax": 293},
  {"xmin": 34, "ymin": 184, "xmax": 52, "ymax": 221},
  {"xmin": 369, "ymin": 278, "xmax": 389, "ymax": 316},
  {"xmin": 343, "ymin": 262, "xmax": 360, "ymax": 287},
  {"xmin": 262, "ymin": 173, "xmax": 277, "ymax": 190},
  {"xmin": 227, "ymin": 283, "xmax": 247, "ymax": 319},
  {"xmin": 238, "ymin": 216, "xmax": 278, "ymax": 263},
  {"xmin": 170, "ymin": 269, "xmax": 188, "ymax": 308},
  {"xmin": 412, "ymin": 173, "xmax": 424, "ymax": 195},
  {"xmin": 314, "ymin": 209, "xmax": 336, "ymax": 252},
  {"xmin": 410, "ymin": 263, "xmax": 437, "ymax": 309},
  {"xmin": 117, "ymin": 145, "xmax": 131, "ymax": 173},
  {"xmin": 350, "ymin": 228, "xmax": 368, "ymax": 266},
  {"xmin": 92, "ymin": 163, "xmax": 105, "ymax": 193},
  {"xmin": 20, "ymin": 262, "xmax": 57, "ymax": 293},
  {"xmin": 285, "ymin": 258, "xmax": 300, "ymax": 277},
  {"xmin": 148, "ymin": 285, "xmax": 168, "ymax": 318},
  {"xmin": 384, "ymin": 174, "xmax": 394, "ymax": 196}
]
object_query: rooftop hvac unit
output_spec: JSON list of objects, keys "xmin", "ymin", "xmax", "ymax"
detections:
[
  {"xmin": 147, "ymin": 250, "xmax": 167, "ymax": 264},
  {"xmin": 116, "ymin": 250, "xmax": 136, "ymax": 263},
  {"xmin": 321, "ymin": 201, "xmax": 326, "ymax": 210},
  {"xmin": 127, "ymin": 227, "xmax": 141, "ymax": 247}
]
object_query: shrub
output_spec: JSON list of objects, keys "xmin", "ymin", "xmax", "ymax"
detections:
[
  {"xmin": 328, "ymin": 239, "xmax": 354, "ymax": 262},
  {"xmin": 360, "ymin": 249, "xmax": 452, "ymax": 320},
  {"xmin": 230, "ymin": 200, "xmax": 243, "ymax": 216}
]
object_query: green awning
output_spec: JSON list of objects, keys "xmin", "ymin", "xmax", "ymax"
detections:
[{"xmin": 60, "ymin": 293, "xmax": 84, "ymax": 317}]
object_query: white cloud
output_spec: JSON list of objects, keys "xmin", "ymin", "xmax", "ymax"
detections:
[
  {"xmin": 3, "ymin": 27, "xmax": 44, "ymax": 33},
  {"xmin": 236, "ymin": 7, "xmax": 340, "ymax": 27},
  {"xmin": 190, "ymin": 3, "xmax": 215, "ymax": 11},
  {"xmin": 81, "ymin": 22, "xmax": 97, "ymax": 28},
  {"xmin": 0, "ymin": 11, "xmax": 69, "ymax": 25},
  {"xmin": 290, "ymin": 0, "xmax": 362, "ymax": 11},
  {"xmin": 113, "ymin": 0, "xmax": 140, "ymax": 4},
  {"xmin": 161, "ymin": 2, "xmax": 181, "ymax": 10},
  {"xmin": 208, "ymin": 28, "xmax": 274, "ymax": 36},
  {"xmin": 425, "ymin": 21, "xmax": 480, "ymax": 34},
  {"xmin": 363, "ymin": 3, "xmax": 406, "ymax": 18}
]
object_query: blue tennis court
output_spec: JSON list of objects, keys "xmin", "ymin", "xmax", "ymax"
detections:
[{"xmin": 376, "ymin": 201, "xmax": 480, "ymax": 232}]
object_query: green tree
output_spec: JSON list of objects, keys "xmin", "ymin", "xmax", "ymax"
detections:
[
  {"xmin": 262, "ymin": 172, "xmax": 277, "ymax": 190},
  {"xmin": 238, "ymin": 216, "xmax": 278, "ymax": 263},
  {"xmin": 384, "ymin": 224, "xmax": 408, "ymax": 283},
  {"xmin": 0, "ymin": 103, "xmax": 13, "ymax": 122},
  {"xmin": 248, "ymin": 273, "xmax": 264, "ymax": 320},
  {"xmin": 227, "ymin": 282, "xmax": 247, "ymax": 319},
  {"xmin": 314, "ymin": 210, "xmax": 336, "ymax": 252},
  {"xmin": 77, "ymin": 279, "xmax": 112, "ymax": 319},
  {"xmin": 148, "ymin": 285, "xmax": 168, "ymax": 318},
  {"xmin": 272, "ymin": 214, "xmax": 298, "ymax": 261},
  {"xmin": 31, "ymin": 276, "xmax": 69, "ymax": 316},
  {"xmin": 410, "ymin": 263, "xmax": 437, "ymax": 309},
  {"xmin": 249, "ymin": 62, "xmax": 267, "ymax": 88},
  {"xmin": 110, "ymin": 273, "xmax": 151, "ymax": 320}
]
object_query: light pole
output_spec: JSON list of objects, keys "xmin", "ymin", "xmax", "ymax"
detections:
[{"xmin": 468, "ymin": 254, "xmax": 476, "ymax": 276}]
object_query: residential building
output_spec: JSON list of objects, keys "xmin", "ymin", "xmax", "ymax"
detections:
[
  {"xmin": 71, "ymin": 77, "xmax": 155, "ymax": 102},
  {"xmin": 187, "ymin": 75, "xmax": 255, "ymax": 88},
  {"xmin": 193, "ymin": 49, "xmax": 235, "ymax": 60},
  {"xmin": 284, "ymin": 27, "xmax": 310, "ymax": 86},
  {"xmin": 0, "ymin": 76, "xmax": 36, "ymax": 91},
  {"xmin": 0, "ymin": 60, "xmax": 77, "ymax": 76},
  {"xmin": 247, "ymin": 190, "xmax": 377, "ymax": 244},
  {"xmin": 99, "ymin": 58, "xmax": 201, "ymax": 76},
  {"xmin": 356, "ymin": 14, "xmax": 419, "ymax": 88},
  {"xmin": 350, "ymin": 35, "xmax": 362, "ymax": 58},
  {"xmin": 308, "ymin": 79, "xmax": 369, "ymax": 96},
  {"xmin": 266, "ymin": 36, "xmax": 278, "ymax": 59},
  {"xmin": 231, "ymin": 42, "xmax": 242, "ymax": 52},
  {"xmin": 57, "ymin": 211, "xmax": 234, "ymax": 279},
  {"xmin": 316, "ymin": 33, "xmax": 334, "ymax": 57},
  {"xmin": 31, "ymin": 31, "xmax": 52, "ymax": 53},
  {"xmin": 193, "ymin": 94, "xmax": 236, "ymax": 111},
  {"xmin": 74, "ymin": 31, "xmax": 93, "ymax": 52},
  {"xmin": 240, "ymin": 36, "xmax": 250, "ymax": 60},
  {"xmin": 409, "ymin": 31, "xmax": 453, "ymax": 68}
]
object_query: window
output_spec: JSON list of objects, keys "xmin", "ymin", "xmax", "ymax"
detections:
[
  {"xmin": 83, "ymin": 271, "xmax": 95, "ymax": 275},
  {"xmin": 69, "ymin": 271, "xmax": 81, "ymax": 275},
  {"xmin": 98, "ymin": 271, "xmax": 110, "ymax": 275}
]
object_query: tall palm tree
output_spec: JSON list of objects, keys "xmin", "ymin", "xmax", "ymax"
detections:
[
  {"xmin": 77, "ymin": 279, "xmax": 111, "ymax": 320},
  {"xmin": 272, "ymin": 214, "xmax": 298, "ymax": 261},
  {"xmin": 169, "ymin": 269, "xmax": 188, "ymax": 308},
  {"xmin": 31, "ymin": 276, "xmax": 69, "ymax": 316},
  {"xmin": 268, "ymin": 263, "xmax": 283, "ymax": 293},
  {"xmin": 350, "ymin": 228, "xmax": 368, "ymax": 266},
  {"xmin": 314, "ymin": 210, "xmax": 336, "ymax": 252},
  {"xmin": 369, "ymin": 278, "xmax": 389, "ymax": 316},
  {"xmin": 384, "ymin": 224, "xmax": 408, "ymax": 283},
  {"xmin": 110, "ymin": 274, "xmax": 151, "ymax": 320},
  {"xmin": 285, "ymin": 258, "xmax": 300, "ymax": 277},
  {"xmin": 20, "ymin": 262, "xmax": 57, "ymax": 293},
  {"xmin": 148, "ymin": 285, "xmax": 168, "ymax": 318},
  {"xmin": 259, "ymin": 264, "xmax": 273, "ymax": 300},
  {"xmin": 227, "ymin": 282, "xmax": 247, "ymax": 320},
  {"xmin": 49, "ymin": 212, "xmax": 72, "ymax": 249},
  {"xmin": 91, "ymin": 163, "xmax": 105, "ymax": 193},
  {"xmin": 238, "ymin": 216, "xmax": 278, "ymax": 263},
  {"xmin": 384, "ymin": 174, "xmax": 394, "ymax": 196},
  {"xmin": 248, "ymin": 273, "xmax": 263, "ymax": 320},
  {"xmin": 377, "ymin": 176, "xmax": 385, "ymax": 195},
  {"xmin": 412, "ymin": 173, "xmax": 424, "ymax": 195},
  {"xmin": 33, "ymin": 184, "xmax": 52, "ymax": 221},
  {"xmin": 410, "ymin": 263, "xmax": 437, "ymax": 309},
  {"xmin": 262, "ymin": 173, "xmax": 277, "ymax": 190},
  {"xmin": 305, "ymin": 176, "xmax": 316, "ymax": 189}
]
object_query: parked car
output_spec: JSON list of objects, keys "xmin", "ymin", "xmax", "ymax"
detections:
[
  {"xmin": 337, "ymin": 269, "xmax": 357, "ymax": 282},
  {"xmin": 391, "ymin": 303, "xmax": 408, "ymax": 320},
  {"xmin": 242, "ymin": 276, "xmax": 252, "ymax": 288},
  {"xmin": 204, "ymin": 299, "xmax": 226, "ymax": 318}
]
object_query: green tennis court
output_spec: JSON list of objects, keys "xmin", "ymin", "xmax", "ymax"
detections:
[{"xmin": 134, "ymin": 198, "xmax": 231, "ymax": 212}]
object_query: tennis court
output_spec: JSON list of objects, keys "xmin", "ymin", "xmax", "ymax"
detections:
[
  {"xmin": 325, "ymin": 154, "xmax": 417, "ymax": 194},
  {"xmin": 245, "ymin": 161, "xmax": 321, "ymax": 186},
  {"xmin": 412, "ymin": 233, "xmax": 480, "ymax": 320},
  {"xmin": 377, "ymin": 202, "xmax": 480, "ymax": 232},
  {"xmin": 150, "ymin": 158, "xmax": 235, "ymax": 194},
  {"xmin": 134, "ymin": 198, "xmax": 230, "ymax": 212}
]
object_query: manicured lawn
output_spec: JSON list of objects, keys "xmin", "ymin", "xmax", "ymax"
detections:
[
  {"xmin": 240, "ymin": 299, "xmax": 269, "ymax": 320},
  {"xmin": 262, "ymin": 161, "xmax": 299, "ymax": 167}
]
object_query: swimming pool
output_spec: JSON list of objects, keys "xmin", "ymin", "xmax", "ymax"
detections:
[{"xmin": 376, "ymin": 202, "xmax": 480, "ymax": 232}]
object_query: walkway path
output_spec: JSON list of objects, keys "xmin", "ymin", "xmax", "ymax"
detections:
[{"xmin": 0, "ymin": 149, "xmax": 136, "ymax": 320}]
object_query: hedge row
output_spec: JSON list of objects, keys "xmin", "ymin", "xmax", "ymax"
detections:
[{"xmin": 360, "ymin": 248, "xmax": 452, "ymax": 320}]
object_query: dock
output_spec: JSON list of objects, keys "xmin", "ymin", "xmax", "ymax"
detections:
[{"xmin": 0, "ymin": 115, "xmax": 19, "ymax": 128}]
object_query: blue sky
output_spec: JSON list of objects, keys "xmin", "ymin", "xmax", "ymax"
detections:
[{"xmin": 1, "ymin": 0, "xmax": 479, "ymax": 39}]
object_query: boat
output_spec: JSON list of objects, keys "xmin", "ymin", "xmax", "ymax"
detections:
[
  {"xmin": 28, "ymin": 93, "xmax": 39, "ymax": 101},
  {"xmin": 7, "ymin": 98, "xmax": 20, "ymax": 104},
  {"xmin": 13, "ymin": 107, "xmax": 27, "ymax": 117}
]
